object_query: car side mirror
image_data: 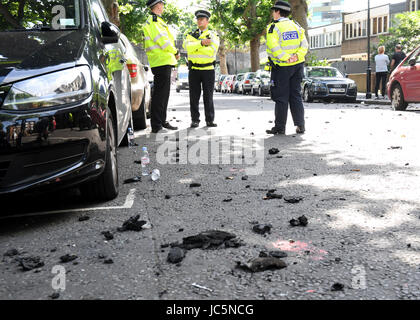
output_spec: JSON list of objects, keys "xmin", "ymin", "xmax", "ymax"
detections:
[
  {"xmin": 345, "ymin": 73, "xmax": 349, "ymax": 78},
  {"xmin": 144, "ymin": 65, "xmax": 149, "ymax": 72},
  {"xmin": 409, "ymin": 58, "xmax": 416, "ymax": 67},
  {"xmin": 101, "ymin": 21, "xmax": 120, "ymax": 44}
]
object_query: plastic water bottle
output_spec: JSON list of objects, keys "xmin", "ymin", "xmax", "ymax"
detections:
[
  {"xmin": 128, "ymin": 128, "xmax": 135, "ymax": 151},
  {"xmin": 141, "ymin": 147, "xmax": 150, "ymax": 176},
  {"xmin": 151, "ymin": 169, "xmax": 160, "ymax": 181}
]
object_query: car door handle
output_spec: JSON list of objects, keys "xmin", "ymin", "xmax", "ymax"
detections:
[{"xmin": 120, "ymin": 58, "xmax": 127, "ymax": 64}]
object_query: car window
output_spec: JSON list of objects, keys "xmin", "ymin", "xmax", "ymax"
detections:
[
  {"xmin": 91, "ymin": 0, "xmax": 108, "ymax": 25},
  {"xmin": 307, "ymin": 68, "xmax": 343, "ymax": 78},
  {"xmin": 405, "ymin": 47, "xmax": 420, "ymax": 65},
  {"xmin": 0, "ymin": 0, "xmax": 81, "ymax": 31}
]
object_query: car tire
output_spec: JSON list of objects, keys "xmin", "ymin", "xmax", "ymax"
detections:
[
  {"xmin": 258, "ymin": 86, "xmax": 263, "ymax": 96},
  {"xmin": 81, "ymin": 108, "xmax": 119, "ymax": 201},
  {"xmin": 391, "ymin": 84, "xmax": 408, "ymax": 111},
  {"xmin": 242, "ymin": 86, "xmax": 246, "ymax": 95},
  {"xmin": 176, "ymin": 88, "xmax": 180, "ymax": 93},
  {"xmin": 303, "ymin": 86, "xmax": 313, "ymax": 103},
  {"xmin": 133, "ymin": 93, "xmax": 147, "ymax": 130},
  {"xmin": 251, "ymin": 87, "xmax": 255, "ymax": 96}
]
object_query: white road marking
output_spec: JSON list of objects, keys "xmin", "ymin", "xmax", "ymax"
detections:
[{"xmin": 0, "ymin": 188, "xmax": 137, "ymax": 219}]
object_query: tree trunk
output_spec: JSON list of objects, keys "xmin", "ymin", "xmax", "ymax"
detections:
[
  {"xmin": 289, "ymin": 0, "xmax": 309, "ymax": 40},
  {"xmin": 250, "ymin": 37, "xmax": 260, "ymax": 72},
  {"xmin": 218, "ymin": 32, "xmax": 228, "ymax": 75}
]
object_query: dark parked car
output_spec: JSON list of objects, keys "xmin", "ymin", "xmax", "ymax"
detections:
[
  {"xmin": 387, "ymin": 45, "xmax": 420, "ymax": 111},
  {"xmin": 301, "ymin": 66, "xmax": 357, "ymax": 102},
  {"xmin": 240, "ymin": 72, "xmax": 256, "ymax": 95},
  {"xmin": 0, "ymin": 0, "xmax": 133, "ymax": 201},
  {"xmin": 250, "ymin": 70, "xmax": 271, "ymax": 96}
]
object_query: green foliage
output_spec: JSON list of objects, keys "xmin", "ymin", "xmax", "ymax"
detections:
[
  {"xmin": 208, "ymin": 0, "xmax": 278, "ymax": 45},
  {"xmin": 375, "ymin": 11, "xmax": 420, "ymax": 60},
  {"xmin": 305, "ymin": 52, "xmax": 330, "ymax": 66}
]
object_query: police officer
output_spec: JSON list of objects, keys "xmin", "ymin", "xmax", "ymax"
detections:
[
  {"xmin": 265, "ymin": 0, "xmax": 308, "ymax": 135},
  {"xmin": 143, "ymin": 0, "xmax": 179, "ymax": 133},
  {"xmin": 183, "ymin": 10, "xmax": 220, "ymax": 128}
]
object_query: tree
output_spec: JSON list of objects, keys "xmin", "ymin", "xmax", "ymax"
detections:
[
  {"xmin": 208, "ymin": 0, "xmax": 308, "ymax": 72},
  {"xmin": 376, "ymin": 11, "xmax": 420, "ymax": 60}
]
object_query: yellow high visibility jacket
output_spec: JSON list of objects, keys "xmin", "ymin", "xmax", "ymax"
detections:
[
  {"xmin": 266, "ymin": 18, "xmax": 308, "ymax": 67},
  {"xmin": 183, "ymin": 29, "xmax": 219, "ymax": 70},
  {"xmin": 143, "ymin": 14, "xmax": 177, "ymax": 68}
]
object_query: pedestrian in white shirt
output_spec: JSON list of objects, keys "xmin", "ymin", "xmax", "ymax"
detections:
[{"xmin": 374, "ymin": 46, "xmax": 390, "ymax": 99}]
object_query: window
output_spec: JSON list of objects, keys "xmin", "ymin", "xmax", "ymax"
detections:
[
  {"xmin": 384, "ymin": 16, "xmax": 388, "ymax": 32},
  {"xmin": 346, "ymin": 24, "xmax": 349, "ymax": 39},
  {"xmin": 350, "ymin": 23, "xmax": 353, "ymax": 38},
  {"xmin": 362, "ymin": 20, "xmax": 367, "ymax": 36},
  {"xmin": 378, "ymin": 17, "xmax": 382, "ymax": 33},
  {"xmin": 410, "ymin": 0, "xmax": 417, "ymax": 11},
  {"xmin": 358, "ymin": 21, "xmax": 361, "ymax": 37},
  {"xmin": 372, "ymin": 17, "xmax": 377, "ymax": 35}
]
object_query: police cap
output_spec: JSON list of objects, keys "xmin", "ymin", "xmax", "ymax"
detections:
[
  {"xmin": 195, "ymin": 10, "xmax": 211, "ymax": 19},
  {"xmin": 271, "ymin": 0, "xmax": 291, "ymax": 12},
  {"xmin": 147, "ymin": 0, "xmax": 165, "ymax": 8}
]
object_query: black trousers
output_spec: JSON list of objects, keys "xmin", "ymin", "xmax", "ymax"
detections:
[
  {"xmin": 375, "ymin": 72, "xmax": 388, "ymax": 97},
  {"xmin": 188, "ymin": 69, "xmax": 215, "ymax": 123},
  {"xmin": 270, "ymin": 62, "xmax": 305, "ymax": 130},
  {"xmin": 151, "ymin": 65, "xmax": 172, "ymax": 130}
]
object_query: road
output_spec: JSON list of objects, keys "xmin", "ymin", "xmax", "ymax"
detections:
[{"xmin": 1, "ymin": 90, "xmax": 420, "ymax": 300}]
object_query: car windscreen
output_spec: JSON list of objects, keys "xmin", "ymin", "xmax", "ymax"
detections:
[
  {"xmin": 259, "ymin": 72, "xmax": 270, "ymax": 79},
  {"xmin": 0, "ymin": 0, "xmax": 81, "ymax": 31},
  {"xmin": 307, "ymin": 68, "xmax": 344, "ymax": 78}
]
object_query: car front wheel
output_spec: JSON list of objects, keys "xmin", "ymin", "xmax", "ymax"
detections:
[
  {"xmin": 81, "ymin": 108, "xmax": 119, "ymax": 201},
  {"xmin": 391, "ymin": 84, "xmax": 408, "ymax": 111},
  {"xmin": 133, "ymin": 93, "xmax": 147, "ymax": 130},
  {"xmin": 303, "ymin": 86, "xmax": 313, "ymax": 103}
]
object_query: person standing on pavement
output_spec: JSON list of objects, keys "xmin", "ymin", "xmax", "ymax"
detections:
[
  {"xmin": 183, "ymin": 10, "xmax": 220, "ymax": 128},
  {"xmin": 374, "ymin": 46, "xmax": 390, "ymax": 99},
  {"xmin": 143, "ymin": 0, "xmax": 179, "ymax": 133},
  {"xmin": 265, "ymin": 1, "xmax": 308, "ymax": 135},
  {"xmin": 390, "ymin": 44, "xmax": 406, "ymax": 72}
]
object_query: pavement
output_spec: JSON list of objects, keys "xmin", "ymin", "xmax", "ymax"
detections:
[
  {"xmin": 356, "ymin": 93, "xmax": 392, "ymax": 106},
  {"xmin": 1, "ymin": 90, "xmax": 420, "ymax": 300}
]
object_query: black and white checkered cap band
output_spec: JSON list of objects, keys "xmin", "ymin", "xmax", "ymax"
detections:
[
  {"xmin": 271, "ymin": 4, "xmax": 291, "ymax": 11},
  {"xmin": 148, "ymin": 0, "xmax": 163, "ymax": 8},
  {"xmin": 196, "ymin": 13, "xmax": 210, "ymax": 18}
]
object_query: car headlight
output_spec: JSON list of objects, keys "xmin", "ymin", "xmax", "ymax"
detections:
[
  {"xmin": 2, "ymin": 66, "xmax": 92, "ymax": 111},
  {"xmin": 313, "ymin": 81, "xmax": 326, "ymax": 89},
  {"xmin": 348, "ymin": 82, "xmax": 357, "ymax": 89}
]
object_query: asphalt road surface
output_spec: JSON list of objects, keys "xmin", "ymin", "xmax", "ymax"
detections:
[{"xmin": 1, "ymin": 90, "xmax": 420, "ymax": 300}]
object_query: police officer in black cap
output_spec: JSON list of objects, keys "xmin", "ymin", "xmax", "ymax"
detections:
[
  {"xmin": 265, "ymin": 0, "xmax": 308, "ymax": 135},
  {"xmin": 183, "ymin": 10, "xmax": 220, "ymax": 128}
]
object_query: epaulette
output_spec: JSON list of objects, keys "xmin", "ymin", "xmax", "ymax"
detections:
[
  {"xmin": 268, "ymin": 24, "xmax": 275, "ymax": 34},
  {"xmin": 152, "ymin": 14, "xmax": 157, "ymax": 22}
]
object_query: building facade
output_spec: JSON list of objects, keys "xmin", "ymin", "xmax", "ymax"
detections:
[
  {"xmin": 341, "ymin": 2, "xmax": 406, "ymax": 61},
  {"xmin": 308, "ymin": 23, "xmax": 342, "ymax": 62}
]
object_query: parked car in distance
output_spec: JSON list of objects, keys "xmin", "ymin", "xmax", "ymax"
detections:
[
  {"xmin": 301, "ymin": 66, "xmax": 357, "ymax": 102},
  {"xmin": 387, "ymin": 45, "xmax": 420, "ymax": 111},
  {"xmin": 0, "ymin": 0, "xmax": 133, "ymax": 201},
  {"xmin": 176, "ymin": 65, "xmax": 189, "ymax": 92},
  {"xmin": 221, "ymin": 75, "xmax": 234, "ymax": 93},
  {"xmin": 120, "ymin": 33, "xmax": 151, "ymax": 130},
  {"xmin": 233, "ymin": 73, "xmax": 245, "ymax": 93},
  {"xmin": 215, "ymin": 74, "xmax": 227, "ymax": 92},
  {"xmin": 250, "ymin": 70, "xmax": 271, "ymax": 96},
  {"xmin": 240, "ymin": 72, "xmax": 256, "ymax": 95}
]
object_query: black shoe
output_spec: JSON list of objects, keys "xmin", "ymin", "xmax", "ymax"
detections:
[
  {"xmin": 151, "ymin": 127, "xmax": 162, "ymax": 133},
  {"xmin": 266, "ymin": 127, "xmax": 285, "ymax": 135},
  {"xmin": 206, "ymin": 122, "xmax": 217, "ymax": 127},
  {"xmin": 190, "ymin": 121, "xmax": 199, "ymax": 128},
  {"xmin": 163, "ymin": 122, "xmax": 178, "ymax": 130},
  {"xmin": 296, "ymin": 125, "xmax": 305, "ymax": 134}
]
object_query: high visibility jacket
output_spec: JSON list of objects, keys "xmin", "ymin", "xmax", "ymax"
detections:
[
  {"xmin": 183, "ymin": 29, "xmax": 219, "ymax": 70},
  {"xmin": 266, "ymin": 18, "xmax": 308, "ymax": 67},
  {"xmin": 143, "ymin": 14, "xmax": 177, "ymax": 68}
]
